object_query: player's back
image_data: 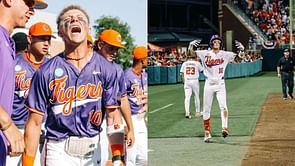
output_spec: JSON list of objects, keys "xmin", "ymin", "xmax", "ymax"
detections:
[{"xmin": 180, "ymin": 60, "xmax": 202, "ymax": 81}]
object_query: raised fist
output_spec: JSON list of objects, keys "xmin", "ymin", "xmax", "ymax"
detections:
[
  {"xmin": 234, "ymin": 40, "xmax": 245, "ymax": 51},
  {"xmin": 188, "ymin": 39, "xmax": 201, "ymax": 50}
]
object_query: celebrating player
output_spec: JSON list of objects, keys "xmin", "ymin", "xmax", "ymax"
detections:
[
  {"xmin": 125, "ymin": 46, "xmax": 148, "ymax": 166},
  {"xmin": 180, "ymin": 53, "xmax": 203, "ymax": 119},
  {"xmin": 94, "ymin": 29, "xmax": 135, "ymax": 166},
  {"xmin": 22, "ymin": 5, "xmax": 123, "ymax": 166},
  {"xmin": 6, "ymin": 22, "xmax": 53, "ymax": 166},
  {"xmin": 188, "ymin": 35, "xmax": 244, "ymax": 142}
]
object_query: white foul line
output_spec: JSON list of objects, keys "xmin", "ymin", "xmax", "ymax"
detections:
[{"xmin": 149, "ymin": 104, "xmax": 174, "ymax": 114}]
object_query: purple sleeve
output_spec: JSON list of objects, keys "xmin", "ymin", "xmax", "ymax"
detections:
[
  {"xmin": 25, "ymin": 70, "xmax": 48, "ymax": 115},
  {"xmin": 118, "ymin": 69, "xmax": 127, "ymax": 96},
  {"xmin": 102, "ymin": 67, "xmax": 119, "ymax": 108}
]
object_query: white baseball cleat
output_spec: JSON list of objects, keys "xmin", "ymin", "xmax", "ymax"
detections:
[
  {"xmin": 195, "ymin": 112, "xmax": 203, "ymax": 118},
  {"xmin": 185, "ymin": 113, "xmax": 191, "ymax": 119},
  {"xmin": 204, "ymin": 130, "xmax": 212, "ymax": 143},
  {"xmin": 222, "ymin": 128, "xmax": 229, "ymax": 138}
]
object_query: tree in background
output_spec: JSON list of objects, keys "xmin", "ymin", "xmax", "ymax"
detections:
[{"xmin": 93, "ymin": 16, "xmax": 135, "ymax": 69}]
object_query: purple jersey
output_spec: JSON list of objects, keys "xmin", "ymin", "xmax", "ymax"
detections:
[
  {"xmin": 0, "ymin": 25, "xmax": 16, "ymax": 165},
  {"xmin": 25, "ymin": 52, "xmax": 119, "ymax": 140},
  {"xmin": 124, "ymin": 68, "xmax": 148, "ymax": 114},
  {"xmin": 12, "ymin": 52, "xmax": 48, "ymax": 126}
]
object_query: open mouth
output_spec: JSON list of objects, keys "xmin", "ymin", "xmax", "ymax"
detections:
[{"xmin": 71, "ymin": 26, "xmax": 81, "ymax": 34}]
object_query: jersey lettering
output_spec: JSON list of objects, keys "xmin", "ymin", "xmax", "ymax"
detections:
[
  {"xmin": 88, "ymin": 110, "xmax": 103, "ymax": 126},
  {"xmin": 15, "ymin": 71, "xmax": 32, "ymax": 97},
  {"xmin": 205, "ymin": 56, "xmax": 224, "ymax": 66},
  {"xmin": 186, "ymin": 67, "xmax": 196, "ymax": 75},
  {"xmin": 49, "ymin": 75, "xmax": 103, "ymax": 115}
]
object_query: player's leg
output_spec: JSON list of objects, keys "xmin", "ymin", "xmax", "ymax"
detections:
[
  {"xmin": 287, "ymin": 74, "xmax": 294, "ymax": 98},
  {"xmin": 203, "ymin": 82, "xmax": 214, "ymax": 142},
  {"xmin": 126, "ymin": 115, "xmax": 138, "ymax": 166},
  {"xmin": 216, "ymin": 84, "xmax": 229, "ymax": 138},
  {"xmin": 281, "ymin": 73, "xmax": 288, "ymax": 99},
  {"xmin": 192, "ymin": 81, "xmax": 201, "ymax": 117},
  {"xmin": 100, "ymin": 118, "xmax": 110, "ymax": 166},
  {"xmin": 184, "ymin": 82, "xmax": 192, "ymax": 118},
  {"xmin": 135, "ymin": 119, "xmax": 147, "ymax": 166}
]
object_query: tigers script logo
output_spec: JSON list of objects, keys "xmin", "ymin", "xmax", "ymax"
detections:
[
  {"xmin": 205, "ymin": 56, "xmax": 224, "ymax": 66},
  {"xmin": 15, "ymin": 71, "xmax": 32, "ymax": 97},
  {"xmin": 49, "ymin": 75, "xmax": 103, "ymax": 115}
]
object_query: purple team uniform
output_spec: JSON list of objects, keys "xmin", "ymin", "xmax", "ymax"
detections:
[
  {"xmin": 25, "ymin": 52, "xmax": 119, "ymax": 140},
  {"xmin": 12, "ymin": 53, "xmax": 48, "ymax": 126},
  {"xmin": 0, "ymin": 25, "xmax": 16, "ymax": 166},
  {"xmin": 124, "ymin": 68, "xmax": 147, "ymax": 114}
]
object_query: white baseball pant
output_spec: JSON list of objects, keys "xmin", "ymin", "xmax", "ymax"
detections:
[
  {"xmin": 126, "ymin": 113, "xmax": 147, "ymax": 166},
  {"xmin": 184, "ymin": 80, "xmax": 200, "ymax": 114},
  {"xmin": 41, "ymin": 135, "xmax": 101, "ymax": 166},
  {"xmin": 203, "ymin": 80, "xmax": 228, "ymax": 129}
]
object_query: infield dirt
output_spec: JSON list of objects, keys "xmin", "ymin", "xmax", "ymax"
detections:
[{"xmin": 241, "ymin": 93, "xmax": 295, "ymax": 165}]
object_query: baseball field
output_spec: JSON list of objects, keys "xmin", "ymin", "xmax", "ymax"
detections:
[{"xmin": 148, "ymin": 72, "xmax": 295, "ymax": 165}]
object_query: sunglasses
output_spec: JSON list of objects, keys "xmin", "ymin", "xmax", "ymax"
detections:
[
  {"xmin": 103, "ymin": 43, "xmax": 119, "ymax": 52},
  {"xmin": 23, "ymin": 0, "xmax": 35, "ymax": 8}
]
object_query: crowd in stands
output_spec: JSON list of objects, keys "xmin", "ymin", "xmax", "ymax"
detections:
[
  {"xmin": 236, "ymin": 0, "xmax": 293, "ymax": 47},
  {"xmin": 148, "ymin": 47, "xmax": 262, "ymax": 66}
]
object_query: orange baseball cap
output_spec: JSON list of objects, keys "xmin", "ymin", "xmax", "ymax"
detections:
[
  {"xmin": 133, "ymin": 46, "xmax": 148, "ymax": 60},
  {"xmin": 34, "ymin": 0, "xmax": 48, "ymax": 9},
  {"xmin": 87, "ymin": 34, "xmax": 93, "ymax": 44},
  {"xmin": 99, "ymin": 29, "xmax": 125, "ymax": 48},
  {"xmin": 29, "ymin": 22, "xmax": 55, "ymax": 38}
]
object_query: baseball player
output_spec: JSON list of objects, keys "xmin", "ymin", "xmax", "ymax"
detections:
[
  {"xmin": 189, "ymin": 35, "xmax": 244, "ymax": 142},
  {"xmin": 22, "ymin": 5, "xmax": 123, "ymax": 166},
  {"xmin": 277, "ymin": 48, "xmax": 295, "ymax": 100},
  {"xmin": 94, "ymin": 29, "xmax": 135, "ymax": 166},
  {"xmin": 180, "ymin": 54, "xmax": 203, "ymax": 119},
  {"xmin": 0, "ymin": 0, "xmax": 39, "ymax": 165},
  {"xmin": 125, "ymin": 46, "xmax": 148, "ymax": 166},
  {"xmin": 6, "ymin": 22, "xmax": 54, "ymax": 166}
]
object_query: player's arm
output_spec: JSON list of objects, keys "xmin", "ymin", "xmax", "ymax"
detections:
[
  {"xmin": 0, "ymin": 105, "xmax": 25, "ymax": 157},
  {"xmin": 120, "ymin": 95, "xmax": 134, "ymax": 147},
  {"xmin": 22, "ymin": 110, "xmax": 43, "ymax": 166}
]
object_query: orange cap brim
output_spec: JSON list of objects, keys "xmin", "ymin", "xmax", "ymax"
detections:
[{"xmin": 34, "ymin": 0, "xmax": 48, "ymax": 9}]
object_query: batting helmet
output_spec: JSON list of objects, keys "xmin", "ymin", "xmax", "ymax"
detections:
[
  {"xmin": 209, "ymin": 34, "xmax": 223, "ymax": 48},
  {"xmin": 99, "ymin": 29, "xmax": 125, "ymax": 48}
]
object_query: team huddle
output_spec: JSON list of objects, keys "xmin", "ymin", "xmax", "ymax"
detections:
[
  {"xmin": 0, "ymin": 1, "xmax": 147, "ymax": 166},
  {"xmin": 180, "ymin": 35, "xmax": 245, "ymax": 142}
]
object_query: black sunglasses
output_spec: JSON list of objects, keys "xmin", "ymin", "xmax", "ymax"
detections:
[{"xmin": 23, "ymin": 0, "xmax": 35, "ymax": 8}]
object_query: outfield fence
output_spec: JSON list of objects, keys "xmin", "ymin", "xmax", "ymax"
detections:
[{"xmin": 148, "ymin": 60, "xmax": 262, "ymax": 85}]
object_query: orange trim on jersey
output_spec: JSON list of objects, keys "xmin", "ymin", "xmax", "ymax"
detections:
[
  {"xmin": 27, "ymin": 107, "xmax": 45, "ymax": 116},
  {"xmin": 23, "ymin": 50, "xmax": 45, "ymax": 70}
]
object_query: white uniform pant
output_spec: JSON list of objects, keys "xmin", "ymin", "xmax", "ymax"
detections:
[
  {"xmin": 100, "ymin": 119, "xmax": 109, "ymax": 166},
  {"xmin": 41, "ymin": 135, "xmax": 101, "ymax": 166},
  {"xmin": 6, "ymin": 127, "xmax": 44, "ymax": 166},
  {"xmin": 184, "ymin": 80, "xmax": 200, "ymax": 114},
  {"xmin": 126, "ymin": 114, "xmax": 147, "ymax": 166},
  {"xmin": 203, "ymin": 80, "xmax": 228, "ymax": 129}
]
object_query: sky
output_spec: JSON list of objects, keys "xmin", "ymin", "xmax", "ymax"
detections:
[{"xmin": 28, "ymin": 0, "xmax": 147, "ymax": 46}]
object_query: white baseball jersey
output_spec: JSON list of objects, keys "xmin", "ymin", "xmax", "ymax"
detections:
[
  {"xmin": 180, "ymin": 60, "xmax": 203, "ymax": 82},
  {"xmin": 195, "ymin": 50, "xmax": 236, "ymax": 80}
]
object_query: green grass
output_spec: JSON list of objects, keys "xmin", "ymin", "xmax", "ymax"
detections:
[{"xmin": 148, "ymin": 72, "xmax": 281, "ymax": 138}]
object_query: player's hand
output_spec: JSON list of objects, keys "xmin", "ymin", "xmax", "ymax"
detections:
[
  {"xmin": 277, "ymin": 73, "xmax": 281, "ymax": 78},
  {"xmin": 3, "ymin": 122, "xmax": 25, "ymax": 157},
  {"xmin": 188, "ymin": 39, "xmax": 201, "ymax": 50},
  {"xmin": 125, "ymin": 128, "xmax": 135, "ymax": 148},
  {"xmin": 234, "ymin": 40, "xmax": 245, "ymax": 51}
]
